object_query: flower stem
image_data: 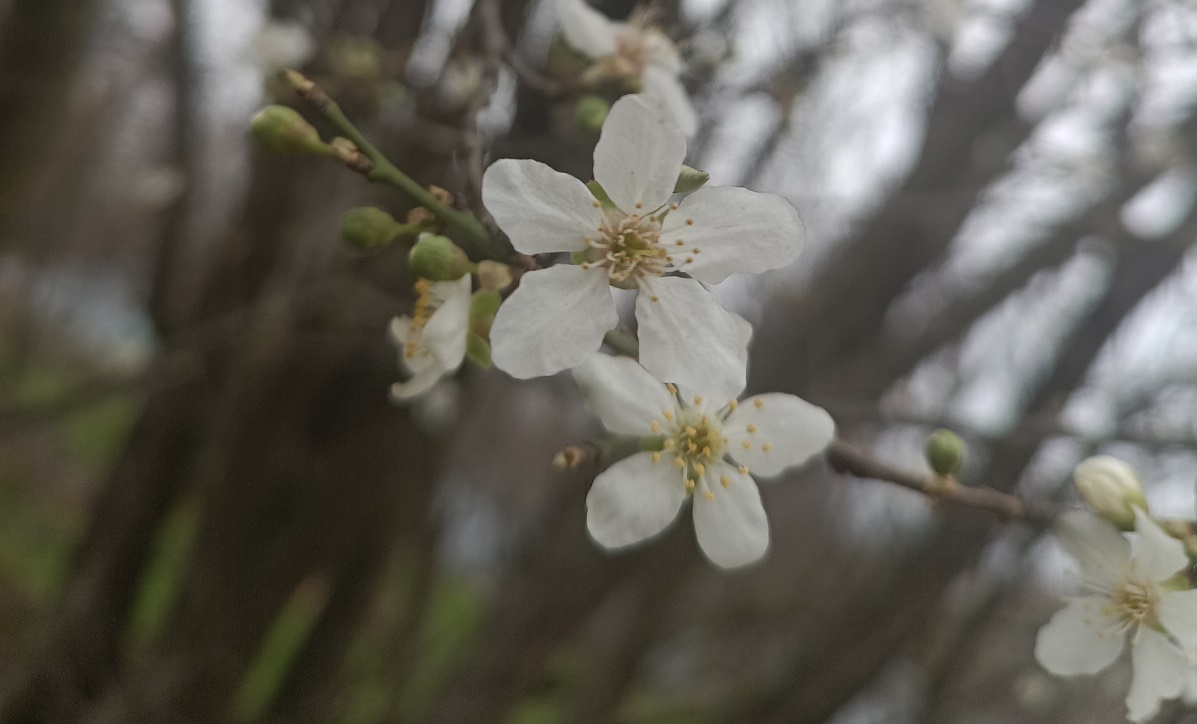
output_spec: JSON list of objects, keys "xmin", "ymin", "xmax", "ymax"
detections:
[{"xmin": 283, "ymin": 70, "xmax": 503, "ymax": 261}]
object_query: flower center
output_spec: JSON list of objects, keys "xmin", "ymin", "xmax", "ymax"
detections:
[
  {"xmin": 583, "ymin": 213, "xmax": 668, "ymax": 285},
  {"xmin": 1108, "ymin": 581, "xmax": 1158, "ymax": 625},
  {"xmin": 644, "ymin": 394, "xmax": 747, "ymax": 502},
  {"xmin": 405, "ymin": 279, "xmax": 437, "ymax": 360}
]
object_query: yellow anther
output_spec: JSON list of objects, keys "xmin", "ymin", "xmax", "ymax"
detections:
[
  {"xmin": 704, "ymin": 490, "xmax": 715, "ymax": 501},
  {"xmin": 742, "ymin": 440, "xmax": 752, "ymax": 450},
  {"xmin": 650, "ymin": 295, "xmax": 660, "ymax": 302},
  {"xmin": 666, "ymin": 256, "xmax": 674, "ymax": 263},
  {"xmin": 754, "ymin": 398, "xmax": 764, "ymax": 409},
  {"xmin": 728, "ymin": 399, "xmax": 738, "ymax": 411},
  {"xmin": 720, "ymin": 475, "xmax": 730, "ymax": 488},
  {"xmin": 669, "ymin": 202, "xmax": 679, "ymax": 210},
  {"xmin": 685, "ymin": 257, "xmax": 694, "ymax": 264},
  {"xmin": 666, "ymin": 384, "xmax": 677, "ymax": 395},
  {"xmin": 592, "ymin": 200, "xmax": 601, "ymax": 208},
  {"xmin": 693, "ymin": 395, "xmax": 703, "ymax": 405},
  {"xmin": 746, "ymin": 424, "xmax": 757, "ymax": 433},
  {"xmin": 739, "ymin": 465, "xmax": 749, "ymax": 474},
  {"xmin": 651, "ymin": 452, "xmax": 661, "ymax": 463},
  {"xmin": 635, "ymin": 202, "xmax": 644, "ymax": 209},
  {"xmin": 663, "ymin": 439, "xmax": 675, "ymax": 449},
  {"xmin": 702, "ymin": 446, "xmax": 711, "ymax": 458},
  {"xmin": 651, "ymin": 420, "xmax": 660, "ymax": 434},
  {"xmin": 685, "ymin": 218, "xmax": 694, "ymax": 226},
  {"xmin": 674, "ymin": 456, "xmax": 685, "ymax": 468},
  {"xmin": 692, "ymin": 248, "xmax": 701, "ymax": 254},
  {"xmin": 685, "ymin": 426, "xmax": 697, "ymax": 435},
  {"xmin": 675, "ymin": 239, "xmax": 685, "ymax": 246},
  {"xmin": 688, "ymin": 442, "xmax": 698, "ymax": 453},
  {"xmin": 695, "ymin": 463, "xmax": 706, "ymax": 476},
  {"xmin": 685, "ymin": 479, "xmax": 696, "ymax": 491},
  {"xmin": 662, "ymin": 409, "xmax": 673, "ymax": 421},
  {"xmin": 762, "ymin": 442, "xmax": 773, "ymax": 452},
  {"xmin": 581, "ymin": 262, "xmax": 591, "ymax": 270}
]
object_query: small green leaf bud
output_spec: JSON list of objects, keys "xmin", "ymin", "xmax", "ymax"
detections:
[
  {"xmin": 673, "ymin": 165, "xmax": 711, "ymax": 194},
  {"xmin": 340, "ymin": 207, "xmax": 404, "ymax": 250},
  {"xmin": 409, "ymin": 235, "xmax": 473, "ymax": 281},
  {"xmin": 475, "ymin": 260, "xmax": 513, "ymax": 292},
  {"xmin": 250, "ymin": 105, "xmax": 329, "ymax": 155},
  {"xmin": 1074, "ymin": 455, "xmax": 1147, "ymax": 531},
  {"xmin": 576, "ymin": 95, "xmax": 611, "ymax": 134},
  {"xmin": 925, "ymin": 429, "xmax": 964, "ymax": 477}
]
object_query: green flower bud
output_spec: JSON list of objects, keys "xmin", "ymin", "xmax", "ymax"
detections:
[
  {"xmin": 925, "ymin": 429, "xmax": 964, "ymax": 477},
  {"xmin": 673, "ymin": 165, "xmax": 711, "ymax": 194},
  {"xmin": 250, "ymin": 105, "xmax": 329, "ymax": 155},
  {"xmin": 340, "ymin": 207, "xmax": 404, "ymax": 250},
  {"xmin": 409, "ymin": 235, "xmax": 473, "ymax": 281},
  {"xmin": 1074, "ymin": 455, "xmax": 1147, "ymax": 531},
  {"xmin": 576, "ymin": 95, "xmax": 611, "ymax": 134}
]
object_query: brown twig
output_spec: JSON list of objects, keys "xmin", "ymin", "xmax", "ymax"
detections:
[
  {"xmin": 825, "ymin": 439, "xmax": 1060, "ymax": 526},
  {"xmin": 461, "ymin": 0, "xmax": 505, "ymax": 245}
]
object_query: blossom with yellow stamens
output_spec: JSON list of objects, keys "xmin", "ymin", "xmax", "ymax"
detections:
[
  {"xmin": 388, "ymin": 275, "xmax": 471, "ymax": 400},
  {"xmin": 1035, "ymin": 508, "xmax": 1197, "ymax": 722},
  {"xmin": 483, "ymin": 94, "xmax": 803, "ymax": 399},
  {"xmin": 572, "ymin": 354, "xmax": 834, "ymax": 569}
]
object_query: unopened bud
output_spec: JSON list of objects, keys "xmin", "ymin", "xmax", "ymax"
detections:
[
  {"xmin": 409, "ymin": 235, "xmax": 473, "ymax": 280},
  {"xmin": 428, "ymin": 185, "xmax": 455, "ymax": 207},
  {"xmin": 576, "ymin": 95, "xmax": 610, "ymax": 133},
  {"xmin": 673, "ymin": 165, "xmax": 710, "ymax": 194},
  {"xmin": 475, "ymin": 260, "xmax": 513, "ymax": 292},
  {"xmin": 406, "ymin": 207, "xmax": 437, "ymax": 227},
  {"xmin": 553, "ymin": 445, "xmax": 593, "ymax": 470},
  {"xmin": 1074, "ymin": 455, "xmax": 1147, "ymax": 530},
  {"xmin": 341, "ymin": 207, "xmax": 404, "ymax": 250},
  {"xmin": 925, "ymin": 429, "xmax": 964, "ymax": 477},
  {"xmin": 250, "ymin": 105, "xmax": 329, "ymax": 155}
]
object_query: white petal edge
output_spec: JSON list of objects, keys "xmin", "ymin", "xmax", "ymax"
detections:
[
  {"xmin": 641, "ymin": 66, "xmax": 697, "ymax": 138},
  {"xmin": 692, "ymin": 463, "xmax": 768, "ymax": 569},
  {"xmin": 389, "ymin": 359, "xmax": 445, "ymax": 400},
  {"xmin": 482, "ymin": 158, "xmax": 605, "ymax": 255},
  {"xmin": 1054, "ymin": 510, "xmax": 1132, "ymax": 590},
  {"xmin": 1134, "ymin": 506, "xmax": 1189, "ymax": 582},
  {"xmin": 422, "ymin": 276, "xmax": 472, "ymax": 370},
  {"xmin": 1126, "ymin": 626, "xmax": 1187, "ymax": 723},
  {"xmin": 491, "ymin": 265, "xmax": 617, "ymax": 379},
  {"xmin": 587, "ymin": 451, "xmax": 686, "ymax": 549},
  {"xmin": 636, "ymin": 276, "xmax": 747, "ymax": 401},
  {"xmin": 572, "ymin": 354, "xmax": 678, "ymax": 436},
  {"xmin": 593, "ymin": 94, "xmax": 686, "ymax": 215},
  {"xmin": 725, "ymin": 394, "xmax": 835, "ymax": 478},
  {"xmin": 660, "ymin": 186, "xmax": 804, "ymax": 284},
  {"xmin": 1158, "ymin": 588, "xmax": 1197, "ymax": 655},
  {"xmin": 1033, "ymin": 595, "xmax": 1125, "ymax": 675},
  {"xmin": 557, "ymin": 0, "xmax": 618, "ymax": 58}
]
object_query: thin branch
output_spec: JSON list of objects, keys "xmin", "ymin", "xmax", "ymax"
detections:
[{"xmin": 461, "ymin": 0, "xmax": 505, "ymax": 242}]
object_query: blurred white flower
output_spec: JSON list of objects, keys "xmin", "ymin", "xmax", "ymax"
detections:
[
  {"xmin": 1073, "ymin": 455, "xmax": 1148, "ymax": 529},
  {"xmin": 1035, "ymin": 509, "xmax": 1197, "ymax": 723},
  {"xmin": 254, "ymin": 19, "xmax": 316, "ymax": 74},
  {"xmin": 484, "ymin": 94, "xmax": 803, "ymax": 399},
  {"xmin": 573, "ymin": 354, "xmax": 835, "ymax": 568},
  {"xmin": 557, "ymin": 0, "xmax": 697, "ymax": 135},
  {"xmin": 389, "ymin": 276, "xmax": 471, "ymax": 400}
]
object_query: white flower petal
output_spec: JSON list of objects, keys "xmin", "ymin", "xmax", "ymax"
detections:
[
  {"xmin": 636, "ymin": 275, "xmax": 747, "ymax": 401},
  {"xmin": 1033, "ymin": 595, "xmax": 1125, "ymax": 675},
  {"xmin": 587, "ymin": 451, "xmax": 686, "ymax": 549},
  {"xmin": 390, "ymin": 357, "xmax": 445, "ymax": 400},
  {"xmin": 422, "ymin": 276, "xmax": 472, "ymax": 370},
  {"xmin": 1134, "ymin": 506, "xmax": 1189, "ymax": 582},
  {"xmin": 692, "ymin": 463, "xmax": 768, "ymax": 568},
  {"xmin": 389, "ymin": 315, "xmax": 413, "ymax": 346},
  {"xmin": 593, "ymin": 94, "xmax": 685, "ymax": 215},
  {"xmin": 726, "ymin": 394, "xmax": 835, "ymax": 478},
  {"xmin": 660, "ymin": 186, "xmax": 804, "ymax": 284},
  {"xmin": 491, "ymin": 264, "xmax": 617, "ymax": 379},
  {"xmin": 641, "ymin": 66, "xmax": 697, "ymax": 137},
  {"xmin": 1126, "ymin": 626, "xmax": 1187, "ymax": 723},
  {"xmin": 572, "ymin": 354, "xmax": 677, "ymax": 436},
  {"xmin": 642, "ymin": 30, "xmax": 682, "ymax": 73},
  {"xmin": 482, "ymin": 158, "xmax": 606, "ymax": 255},
  {"xmin": 1054, "ymin": 511, "xmax": 1132, "ymax": 589},
  {"xmin": 1159, "ymin": 588, "xmax": 1197, "ymax": 655},
  {"xmin": 557, "ymin": 0, "xmax": 618, "ymax": 58}
]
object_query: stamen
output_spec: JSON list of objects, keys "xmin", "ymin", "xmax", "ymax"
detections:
[
  {"xmin": 674, "ymin": 456, "xmax": 685, "ymax": 468},
  {"xmin": 746, "ymin": 424, "xmax": 757, "ymax": 433},
  {"xmin": 727, "ymin": 400, "xmax": 738, "ymax": 411},
  {"xmin": 651, "ymin": 452, "xmax": 661, "ymax": 463},
  {"xmin": 694, "ymin": 395, "xmax": 703, "ymax": 405},
  {"xmin": 742, "ymin": 440, "xmax": 752, "ymax": 450},
  {"xmin": 662, "ymin": 409, "xmax": 673, "ymax": 421},
  {"xmin": 685, "ymin": 218, "xmax": 694, "ymax": 226},
  {"xmin": 694, "ymin": 463, "xmax": 706, "ymax": 476},
  {"xmin": 685, "ymin": 479, "xmax": 696, "ymax": 492},
  {"xmin": 651, "ymin": 420, "xmax": 660, "ymax": 434},
  {"xmin": 738, "ymin": 465, "xmax": 749, "ymax": 474},
  {"xmin": 754, "ymin": 398, "xmax": 764, "ymax": 409},
  {"xmin": 720, "ymin": 475, "xmax": 730, "ymax": 488},
  {"xmin": 704, "ymin": 490, "xmax": 715, "ymax": 501},
  {"xmin": 762, "ymin": 442, "xmax": 773, "ymax": 452}
]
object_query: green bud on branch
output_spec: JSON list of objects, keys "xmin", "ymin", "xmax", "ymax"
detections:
[
  {"xmin": 340, "ymin": 207, "xmax": 405, "ymax": 250},
  {"xmin": 1073, "ymin": 455, "xmax": 1147, "ymax": 531},
  {"xmin": 409, "ymin": 235, "xmax": 474, "ymax": 281},
  {"xmin": 576, "ymin": 95, "xmax": 610, "ymax": 134},
  {"xmin": 925, "ymin": 429, "xmax": 964, "ymax": 477},
  {"xmin": 250, "ymin": 105, "xmax": 329, "ymax": 155}
]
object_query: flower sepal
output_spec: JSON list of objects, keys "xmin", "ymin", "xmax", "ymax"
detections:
[{"xmin": 409, "ymin": 235, "xmax": 475, "ymax": 281}]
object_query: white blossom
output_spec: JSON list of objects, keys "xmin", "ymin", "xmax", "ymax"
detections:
[
  {"xmin": 573, "ymin": 354, "xmax": 835, "ymax": 568},
  {"xmin": 1074, "ymin": 455, "xmax": 1148, "ymax": 529},
  {"xmin": 388, "ymin": 276, "xmax": 471, "ymax": 400},
  {"xmin": 557, "ymin": 0, "xmax": 697, "ymax": 135},
  {"xmin": 1035, "ymin": 509, "xmax": 1197, "ymax": 722},
  {"xmin": 484, "ymin": 94, "xmax": 803, "ymax": 399}
]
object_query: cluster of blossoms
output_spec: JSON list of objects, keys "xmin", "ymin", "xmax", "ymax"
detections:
[{"xmin": 1036, "ymin": 456, "xmax": 1197, "ymax": 721}]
